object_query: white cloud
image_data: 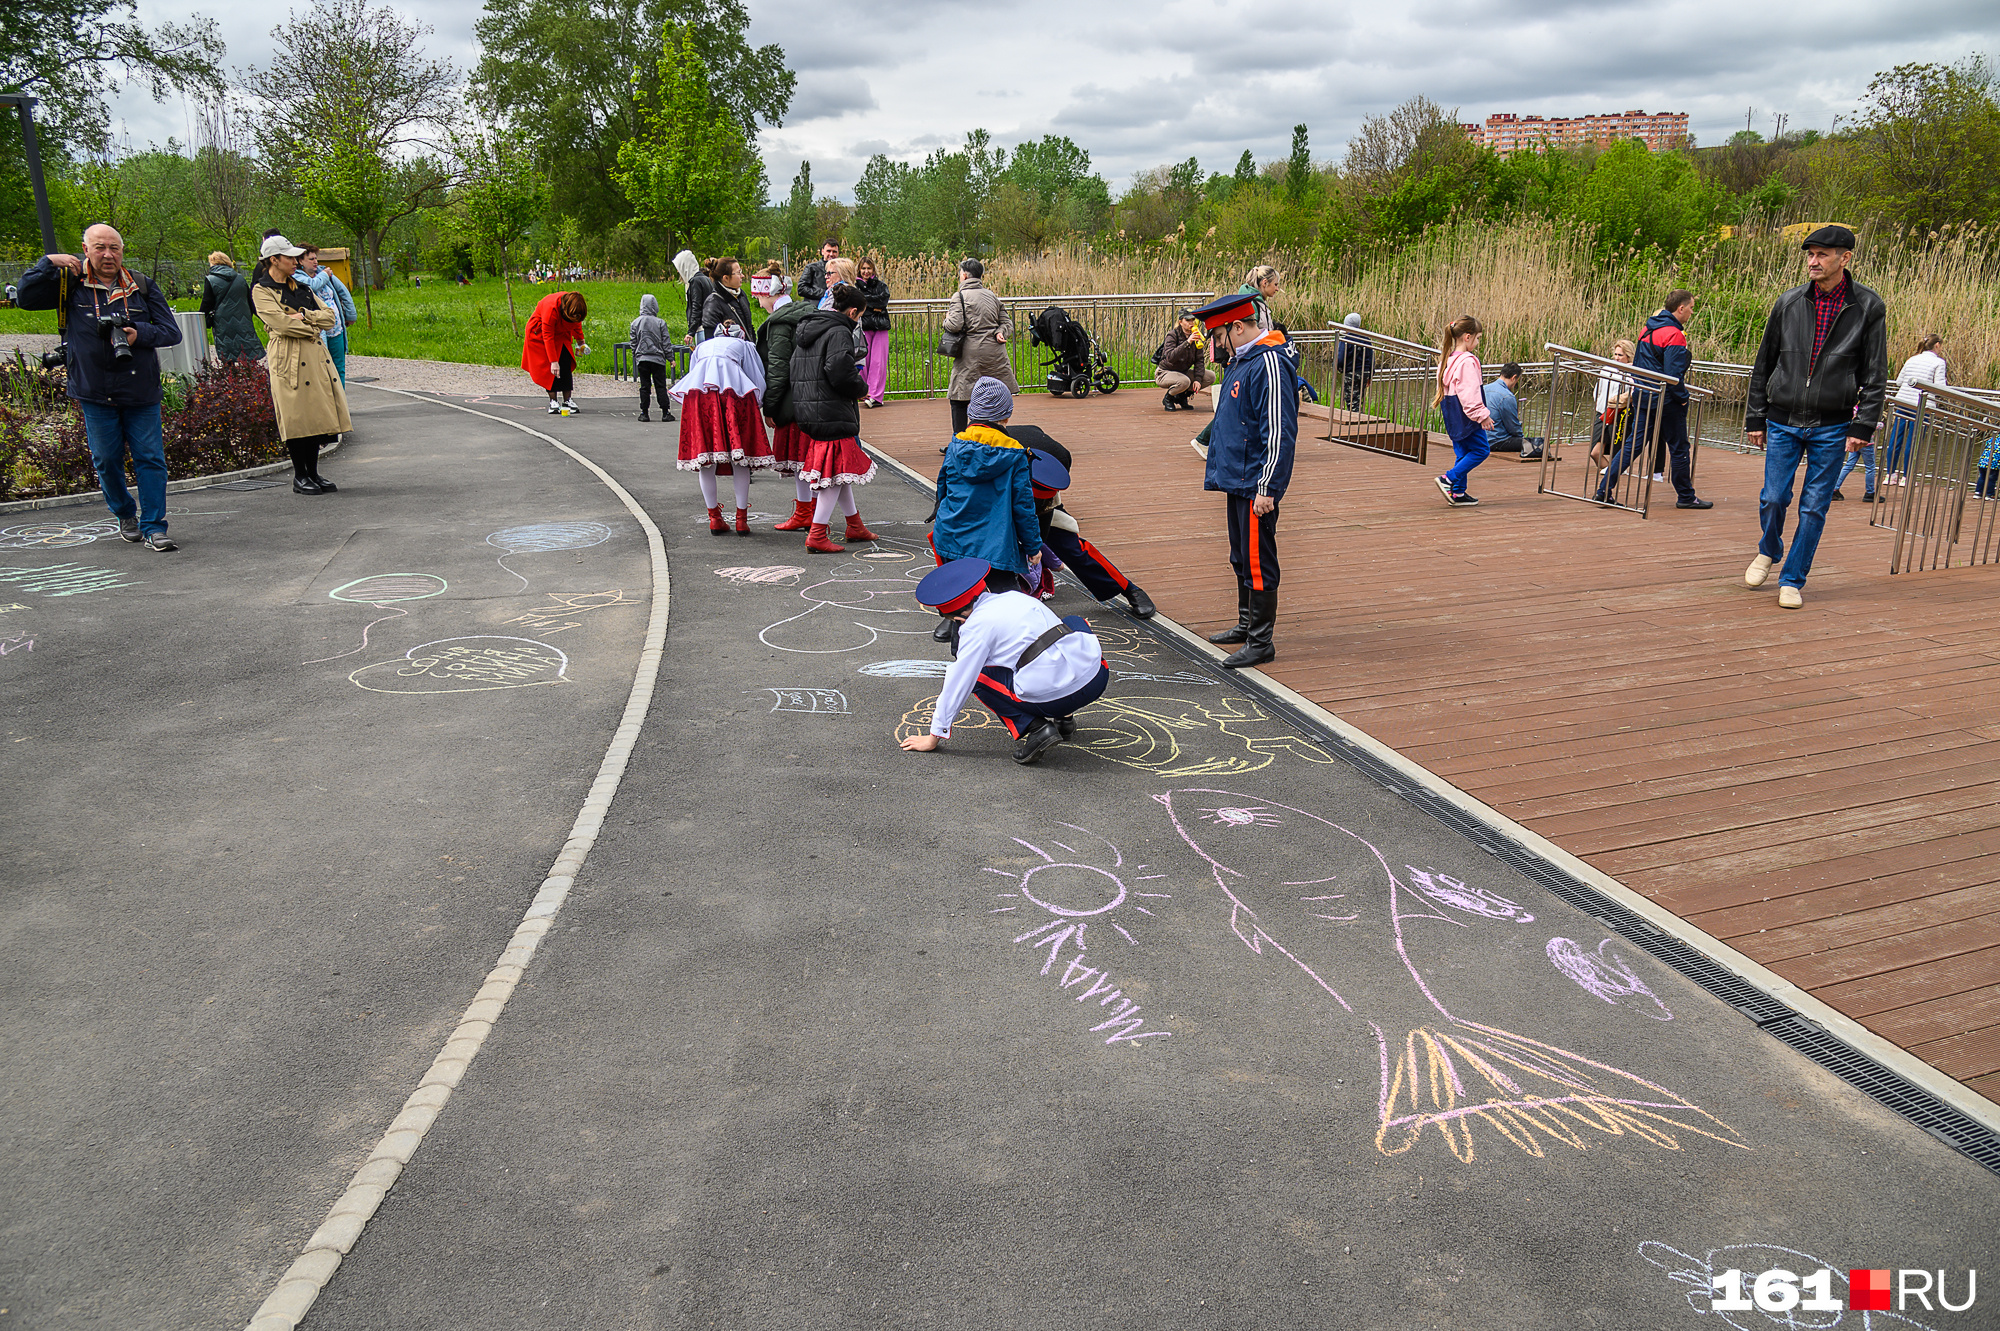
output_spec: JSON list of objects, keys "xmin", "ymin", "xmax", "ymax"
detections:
[{"xmin": 102, "ymin": 0, "xmax": 1999, "ymax": 199}]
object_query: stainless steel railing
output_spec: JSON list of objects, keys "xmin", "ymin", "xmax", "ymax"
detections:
[
  {"xmin": 1536, "ymin": 343, "xmax": 1714, "ymax": 517},
  {"xmin": 876, "ymin": 291, "xmax": 1212, "ymax": 399},
  {"xmin": 1292, "ymin": 324, "xmax": 1442, "ymax": 465},
  {"xmin": 1880, "ymin": 385, "xmax": 2000, "ymax": 572}
]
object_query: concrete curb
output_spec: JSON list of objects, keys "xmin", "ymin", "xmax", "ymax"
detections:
[
  {"xmin": 243, "ymin": 385, "xmax": 673, "ymax": 1331},
  {"xmin": 859, "ymin": 440, "xmax": 2000, "ymax": 1137},
  {"xmin": 0, "ymin": 439, "xmax": 342, "ymax": 515}
]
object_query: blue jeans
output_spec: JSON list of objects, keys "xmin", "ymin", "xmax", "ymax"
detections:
[
  {"xmin": 1884, "ymin": 414, "xmax": 1915, "ymax": 474},
  {"xmin": 78, "ymin": 401, "xmax": 168, "ymax": 536},
  {"xmin": 1759, "ymin": 420, "xmax": 1849, "ymax": 589},
  {"xmin": 1836, "ymin": 438, "xmax": 1877, "ymax": 495},
  {"xmin": 1440, "ymin": 397, "xmax": 1489, "ymax": 493},
  {"xmin": 326, "ymin": 330, "xmax": 348, "ymax": 384}
]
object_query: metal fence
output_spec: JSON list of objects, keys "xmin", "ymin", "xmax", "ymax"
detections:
[
  {"xmin": 1291, "ymin": 324, "xmax": 1442, "ymax": 465},
  {"xmin": 1878, "ymin": 385, "xmax": 2000, "ymax": 572},
  {"xmin": 1535, "ymin": 343, "xmax": 1715, "ymax": 517},
  {"xmin": 878, "ymin": 291, "xmax": 1211, "ymax": 400}
]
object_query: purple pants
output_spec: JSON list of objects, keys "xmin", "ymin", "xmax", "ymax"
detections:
[{"xmin": 863, "ymin": 329, "xmax": 889, "ymax": 402}]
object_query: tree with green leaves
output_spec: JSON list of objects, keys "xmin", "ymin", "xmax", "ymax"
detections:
[
  {"xmin": 1286, "ymin": 124, "xmax": 1311, "ymax": 204},
  {"xmin": 1856, "ymin": 56, "xmax": 2000, "ymax": 231},
  {"xmin": 240, "ymin": 0, "xmax": 458, "ymax": 297},
  {"xmin": 613, "ymin": 28, "xmax": 763, "ymax": 258},
  {"xmin": 778, "ymin": 160, "xmax": 816, "ymax": 260},
  {"xmin": 449, "ymin": 126, "xmax": 549, "ymax": 331},
  {"xmin": 1, "ymin": 0, "xmax": 223, "ymax": 156},
  {"xmin": 471, "ymin": 0, "xmax": 793, "ymax": 246},
  {"xmin": 1233, "ymin": 150, "xmax": 1257, "ymax": 184}
]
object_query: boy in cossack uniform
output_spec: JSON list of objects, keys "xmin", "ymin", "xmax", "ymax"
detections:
[
  {"xmin": 1196, "ymin": 291, "xmax": 1296, "ymax": 668},
  {"xmin": 1002, "ymin": 423, "xmax": 1156, "ymax": 620}
]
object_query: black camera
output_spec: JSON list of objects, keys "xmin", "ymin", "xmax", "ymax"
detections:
[
  {"xmin": 40, "ymin": 344, "xmax": 68, "ymax": 370},
  {"xmin": 98, "ymin": 313, "xmax": 134, "ymax": 362}
]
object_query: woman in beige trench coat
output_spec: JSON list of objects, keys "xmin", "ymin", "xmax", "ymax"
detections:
[
  {"xmin": 252, "ymin": 234, "xmax": 351, "ymax": 495},
  {"xmin": 941, "ymin": 258, "xmax": 1016, "ymax": 435}
]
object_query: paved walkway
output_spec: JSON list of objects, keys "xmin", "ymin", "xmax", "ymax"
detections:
[
  {"xmin": 2, "ymin": 387, "xmax": 1993, "ymax": 1329},
  {"xmin": 860, "ymin": 389, "xmax": 2000, "ymax": 1107}
]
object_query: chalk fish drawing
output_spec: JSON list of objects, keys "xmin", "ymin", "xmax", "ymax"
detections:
[
  {"xmin": 486, "ymin": 521, "xmax": 615, "ymax": 591},
  {"xmin": 758, "ymin": 534, "xmax": 936, "ymax": 654},
  {"xmin": 859, "ymin": 659, "xmax": 951, "ymax": 679},
  {"xmin": 715, "ymin": 565, "xmax": 807, "ymax": 587},
  {"xmin": 897, "ymin": 693, "xmax": 1336, "ymax": 776},
  {"xmin": 756, "ymin": 687, "xmax": 849, "ymax": 714},
  {"xmin": 0, "ymin": 519, "xmax": 122, "ymax": 549},
  {"xmin": 1549, "ymin": 937, "xmax": 1673, "ymax": 1020},
  {"xmin": 986, "ymin": 824, "xmax": 1174, "ymax": 1045},
  {"xmin": 1639, "ymin": 1242, "xmax": 1940, "ymax": 1329},
  {"xmin": 0, "ymin": 562, "xmax": 137, "ymax": 597},
  {"xmin": 349, "ymin": 636, "xmax": 570, "ymax": 694},
  {"xmin": 1156, "ymin": 787, "xmax": 1748, "ymax": 1164},
  {"xmin": 305, "ymin": 573, "xmax": 451, "ymax": 665}
]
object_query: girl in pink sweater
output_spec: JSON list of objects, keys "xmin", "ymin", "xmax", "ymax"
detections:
[{"xmin": 1433, "ymin": 314, "xmax": 1492, "ymax": 506}]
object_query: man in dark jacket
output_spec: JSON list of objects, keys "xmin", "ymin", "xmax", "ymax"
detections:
[
  {"xmin": 1743, "ymin": 226, "xmax": 1889, "ymax": 608},
  {"xmin": 1198, "ymin": 291, "xmax": 1296, "ymax": 669},
  {"xmin": 1598, "ymin": 290, "xmax": 1710, "ymax": 508},
  {"xmin": 795, "ymin": 238, "xmax": 840, "ymax": 306},
  {"xmin": 16, "ymin": 224, "xmax": 185, "ymax": 551}
]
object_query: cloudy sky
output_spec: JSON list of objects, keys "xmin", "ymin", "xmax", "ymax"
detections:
[{"xmin": 112, "ymin": 0, "xmax": 1999, "ymax": 199}]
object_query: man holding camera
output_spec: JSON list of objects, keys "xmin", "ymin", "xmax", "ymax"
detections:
[{"xmin": 18, "ymin": 224, "xmax": 185, "ymax": 551}]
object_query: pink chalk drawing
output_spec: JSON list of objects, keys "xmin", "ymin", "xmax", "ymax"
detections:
[
  {"xmin": 1548, "ymin": 937, "xmax": 1673, "ymax": 1021},
  {"xmin": 1155, "ymin": 787, "xmax": 1748, "ymax": 1164}
]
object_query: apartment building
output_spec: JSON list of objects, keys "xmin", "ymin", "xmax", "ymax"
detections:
[{"xmin": 1460, "ymin": 110, "xmax": 1691, "ymax": 156}]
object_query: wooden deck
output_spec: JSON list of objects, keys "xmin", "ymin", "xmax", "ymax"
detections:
[{"xmin": 862, "ymin": 388, "xmax": 2000, "ymax": 1102}]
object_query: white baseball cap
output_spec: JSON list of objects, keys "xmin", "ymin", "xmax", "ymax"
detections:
[{"xmin": 260, "ymin": 234, "xmax": 307, "ymax": 259}]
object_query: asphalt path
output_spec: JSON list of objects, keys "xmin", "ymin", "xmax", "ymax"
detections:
[{"xmin": 4, "ymin": 391, "xmax": 1994, "ymax": 1330}]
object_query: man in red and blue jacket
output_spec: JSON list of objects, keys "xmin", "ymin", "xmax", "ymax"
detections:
[
  {"xmin": 1197, "ymin": 291, "xmax": 1296, "ymax": 669},
  {"xmin": 1598, "ymin": 289, "xmax": 1711, "ymax": 509}
]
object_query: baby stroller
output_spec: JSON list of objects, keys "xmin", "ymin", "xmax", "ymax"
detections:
[{"xmin": 1030, "ymin": 306, "xmax": 1121, "ymax": 399}]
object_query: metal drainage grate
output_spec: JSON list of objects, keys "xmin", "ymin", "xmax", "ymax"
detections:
[{"xmin": 876, "ymin": 446, "xmax": 2000, "ymax": 1176}]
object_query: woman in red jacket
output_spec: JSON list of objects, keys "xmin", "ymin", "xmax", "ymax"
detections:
[{"xmin": 522, "ymin": 290, "xmax": 590, "ymax": 414}]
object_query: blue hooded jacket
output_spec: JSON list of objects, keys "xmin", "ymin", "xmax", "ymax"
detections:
[
  {"xmin": 1634, "ymin": 309, "xmax": 1692, "ymax": 405},
  {"xmin": 932, "ymin": 424, "xmax": 1041, "ymax": 578},
  {"xmin": 1204, "ymin": 333, "xmax": 1298, "ymax": 501}
]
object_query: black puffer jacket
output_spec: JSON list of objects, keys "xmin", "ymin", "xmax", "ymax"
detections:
[
  {"xmin": 790, "ymin": 310, "xmax": 866, "ymax": 441},
  {"xmin": 1746, "ymin": 276, "xmax": 1889, "ymax": 440},
  {"xmin": 684, "ymin": 271, "xmax": 715, "ymax": 337},
  {"xmin": 856, "ymin": 276, "xmax": 892, "ymax": 332},
  {"xmin": 700, "ymin": 285, "xmax": 755, "ymax": 339},
  {"xmin": 755, "ymin": 299, "xmax": 816, "ymax": 425}
]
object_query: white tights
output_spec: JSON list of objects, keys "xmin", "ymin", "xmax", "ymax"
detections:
[
  {"xmin": 795, "ymin": 477, "xmax": 813, "ymax": 504},
  {"xmin": 812, "ymin": 483, "xmax": 859, "ymax": 524},
  {"xmin": 698, "ymin": 464, "xmax": 752, "ymax": 511}
]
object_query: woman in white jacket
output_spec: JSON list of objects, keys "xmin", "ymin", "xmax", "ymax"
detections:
[{"xmin": 1879, "ymin": 334, "xmax": 1948, "ymax": 490}]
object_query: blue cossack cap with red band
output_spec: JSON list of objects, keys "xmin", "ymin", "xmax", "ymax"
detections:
[
  {"xmin": 915, "ymin": 557, "xmax": 990, "ymax": 615},
  {"xmin": 1189, "ymin": 292, "xmax": 1258, "ymax": 331},
  {"xmin": 1029, "ymin": 452, "xmax": 1071, "ymax": 495}
]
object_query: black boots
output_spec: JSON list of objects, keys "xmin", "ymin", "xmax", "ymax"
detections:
[
  {"xmin": 290, "ymin": 439, "xmax": 329, "ymax": 495},
  {"xmin": 1123, "ymin": 583, "xmax": 1156, "ymax": 619},
  {"xmin": 1207, "ymin": 585, "xmax": 1251, "ymax": 644},
  {"xmin": 1220, "ymin": 590, "xmax": 1276, "ymax": 669}
]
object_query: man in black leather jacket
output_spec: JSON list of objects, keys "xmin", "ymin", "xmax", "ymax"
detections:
[{"xmin": 1742, "ymin": 225, "xmax": 1888, "ymax": 609}]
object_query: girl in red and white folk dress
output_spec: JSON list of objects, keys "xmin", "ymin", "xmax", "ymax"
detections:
[{"xmin": 671, "ymin": 322, "xmax": 775, "ymax": 534}]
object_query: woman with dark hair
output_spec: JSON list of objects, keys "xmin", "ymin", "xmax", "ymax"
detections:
[
  {"xmin": 856, "ymin": 258, "xmax": 892, "ymax": 407},
  {"xmin": 699, "ymin": 257, "xmax": 756, "ymax": 340},
  {"xmin": 522, "ymin": 289, "xmax": 590, "ymax": 414},
  {"xmin": 250, "ymin": 234, "xmax": 348, "ymax": 495},
  {"xmin": 942, "ymin": 257, "xmax": 1015, "ymax": 435}
]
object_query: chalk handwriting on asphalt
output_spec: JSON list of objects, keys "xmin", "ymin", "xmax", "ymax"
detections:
[
  {"xmin": 755, "ymin": 687, "xmax": 849, "ymax": 714},
  {"xmin": 349, "ymin": 636, "xmax": 571, "ymax": 694},
  {"xmin": 0, "ymin": 562, "xmax": 137, "ymax": 597},
  {"xmin": 501, "ymin": 589, "xmax": 642, "ymax": 636},
  {"xmin": 1548, "ymin": 937, "xmax": 1673, "ymax": 1020}
]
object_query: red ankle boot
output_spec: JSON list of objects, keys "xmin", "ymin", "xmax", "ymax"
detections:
[
  {"xmin": 844, "ymin": 512, "xmax": 879, "ymax": 542},
  {"xmin": 772, "ymin": 499, "xmax": 813, "ymax": 531},
  {"xmin": 734, "ymin": 507, "xmax": 751, "ymax": 535},
  {"xmin": 706, "ymin": 505, "xmax": 727, "ymax": 534},
  {"xmin": 804, "ymin": 522, "xmax": 843, "ymax": 554}
]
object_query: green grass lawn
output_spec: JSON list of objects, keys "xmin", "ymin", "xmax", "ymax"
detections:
[{"xmin": 1, "ymin": 276, "xmax": 722, "ymax": 381}]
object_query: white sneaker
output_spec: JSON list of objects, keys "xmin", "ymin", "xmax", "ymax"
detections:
[
  {"xmin": 1190, "ymin": 439, "xmax": 1208, "ymax": 460},
  {"xmin": 547, "ymin": 401, "xmax": 561, "ymax": 414},
  {"xmin": 1778, "ymin": 586, "xmax": 1803, "ymax": 609},
  {"xmin": 564, "ymin": 400, "xmax": 582, "ymax": 413},
  {"xmin": 1653, "ymin": 471, "xmax": 1665, "ymax": 482},
  {"xmin": 1745, "ymin": 554, "xmax": 1774, "ymax": 587}
]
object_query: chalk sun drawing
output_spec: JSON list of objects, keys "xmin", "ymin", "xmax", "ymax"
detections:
[
  {"xmin": 1548, "ymin": 938, "xmax": 1673, "ymax": 1020},
  {"xmin": 486, "ymin": 521, "xmax": 614, "ymax": 591},
  {"xmin": 1639, "ymin": 1241, "xmax": 1940, "ymax": 1330},
  {"xmin": 987, "ymin": 824, "xmax": 1174, "ymax": 1045},
  {"xmin": 1156, "ymin": 787, "xmax": 1748, "ymax": 1165},
  {"xmin": 348, "ymin": 636, "xmax": 570, "ymax": 694}
]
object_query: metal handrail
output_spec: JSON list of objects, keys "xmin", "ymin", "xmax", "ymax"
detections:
[
  {"xmin": 1535, "ymin": 343, "xmax": 1714, "ymax": 516},
  {"xmin": 1883, "ymin": 384, "xmax": 2000, "ymax": 572},
  {"xmin": 1544, "ymin": 342, "xmax": 1714, "ymax": 397}
]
